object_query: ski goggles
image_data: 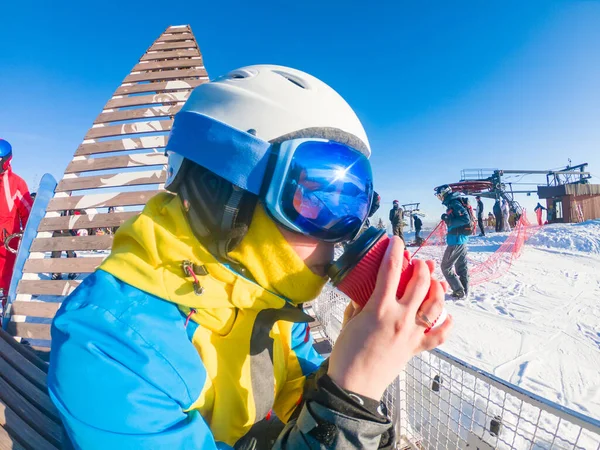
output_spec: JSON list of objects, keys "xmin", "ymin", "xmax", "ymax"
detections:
[{"xmin": 167, "ymin": 112, "xmax": 374, "ymax": 242}]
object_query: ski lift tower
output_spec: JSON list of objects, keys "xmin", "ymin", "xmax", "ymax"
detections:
[
  {"xmin": 401, "ymin": 203, "xmax": 421, "ymax": 231},
  {"xmin": 454, "ymin": 163, "xmax": 592, "ymax": 215}
]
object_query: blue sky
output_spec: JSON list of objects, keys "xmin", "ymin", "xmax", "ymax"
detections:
[{"xmin": 1, "ymin": 0, "xmax": 599, "ymax": 223}]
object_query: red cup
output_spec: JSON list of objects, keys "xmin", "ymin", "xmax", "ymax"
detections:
[
  {"xmin": 328, "ymin": 228, "xmax": 414, "ymax": 308},
  {"xmin": 329, "ymin": 227, "xmax": 448, "ymax": 332}
]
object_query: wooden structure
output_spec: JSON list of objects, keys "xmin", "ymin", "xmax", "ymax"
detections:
[
  {"xmin": 537, "ymin": 183, "xmax": 600, "ymax": 223},
  {"xmin": 6, "ymin": 25, "xmax": 207, "ymax": 357},
  {"xmin": 0, "ymin": 327, "xmax": 63, "ymax": 448}
]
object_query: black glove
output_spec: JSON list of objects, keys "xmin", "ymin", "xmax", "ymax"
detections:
[{"xmin": 441, "ymin": 213, "xmax": 449, "ymax": 223}]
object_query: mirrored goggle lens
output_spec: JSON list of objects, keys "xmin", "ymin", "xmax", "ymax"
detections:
[{"xmin": 280, "ymin": 141, "xmax": 373, "ymax": 242}]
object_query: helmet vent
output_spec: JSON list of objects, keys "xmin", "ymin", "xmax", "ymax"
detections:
[
  {"xmin": 272, "ymin": 70, "xmax": 309, "ymax": 90},
  {"xmin": 227, "ymin": 68, "xmax": 258, "ymax": 80}
]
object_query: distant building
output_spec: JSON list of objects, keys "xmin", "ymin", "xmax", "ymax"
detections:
[{"xmin": 537, "ymin": 184, "xmax": 600, "ymax": 223}]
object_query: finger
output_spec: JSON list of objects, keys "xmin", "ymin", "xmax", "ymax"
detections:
[
  {"xmin": 369, "ymin": 237, "xmax": 405, "ymax": 309},
  {"xmin": 440, "ymin": 281, "xmax": 449, "ymax": 293},
  {"xmin": 425, "ymin": 259, "xmax": 435, "ymax": 274},
  {"xmin": 398, "ymin": 258, "xmax": 431, "ymax": 314},
  {"xmin": 417, "ymin": 281, "xmax": 445, "ymax": 329},
  {"xmin": 421, "ymin": 314, "xmax": 454, "ymax": 351}
]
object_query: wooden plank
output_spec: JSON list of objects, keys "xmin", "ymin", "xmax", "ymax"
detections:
[
  {"xmin": 94, "ymin": 105, "xmax": 182, "ymax": 124},
  {"xmin": 0, "ymin": 375, "xmax": 62, "ymax": 447},
  {"xmin": 39, "ymin": 211, "xmax": 138, "ymax": 232},
  {"xmin": 17, "ymin": 280, "xmax": 80, "ymax": 296},
  {"xmin": 10, "ymin": 302, "xmax": 61, "ymax": 319},
  {"xmin": 76, "ymin": 136, "xmax": 167, "ymax": 156},
  {"xmin": 47, "ymin": 190, "xmax": 161, "ymax": 211},
  {"xmin": 0, "ymin": 329, "xmax": 48, "ymax": 375},
  {"xmin": 141, "ymin": 49, "xmax": 200, "ymax": 61},
  {"xmin": 156, "ymin": 33, "xmax": 194, "ymax": 42},
  {"xmin": 105, "ymin": 92, "xmax": 189, "ymax": 109},
  {"xmin": 133, "ymin": 58, "xmax": 204, "ymax": 72},
  {"xmin": 85, "ymin": 120, "xmax": 172, "ymax": 139},
  {"xmin": 0, "ymin": 423, "xmax": 27, "ymax": 450},
  {"xmin": 65, "ymin": 153, "xmax": 167, "ymax": 174},
  {"xmin": 114, "ymin": 79, "xmax": 204, "ymax": 96},
  {"xmin": 0, "ymin": 400, "xmax": 53, "ymax": 450},
  {"xmin": 149, "ymin": 41, "xmax": 198, "ymax": 51},
  {"xmin": 165, "ymin": 26, "xmax": 190, "ymax": 34},
  {"xmin": 0, "ymin": 335, "xmax": 47, "ymax": 390},
  {"xmin": 56, "ymin": 170, "xmax": 166, "ymax": 192},
  {"xmin": 23, "ymin": 257, "xmax": 105, "ymax": 274},
  {"xmin": 0, "ymin": 356, "xmax": 58, "ymax": 420},
  {"xmin": 31, "ymin": 235, "xmax": 113, "ymax": 252},
  {"xmin": 124, "ymin": 68, "xmax": 207, "ymax": 83},
  {"xmin": 30, "ymin": 346, "xmax": 51, "ymax": 355},
  {"xmin": 6, "ymin": 324, "xmax": 51, "ymax": 341}
]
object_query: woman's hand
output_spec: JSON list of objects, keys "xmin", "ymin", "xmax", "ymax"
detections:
[{"xmin": 328, "ymin": 237, "xmax": 453, "ymax": 400}]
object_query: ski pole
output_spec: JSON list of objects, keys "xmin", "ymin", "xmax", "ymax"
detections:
[{"xmin": 411, "ymin": 220, "xmax": 444, "ymax": 259}]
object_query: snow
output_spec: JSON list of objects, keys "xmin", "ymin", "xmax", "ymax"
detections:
[
  {"xmin": 527, "ymin": 219, "xmax": 600, "ymax": 254},
  {"xmin": 414, "ymin": 220, "xmax": 600, "ymax": 420}
]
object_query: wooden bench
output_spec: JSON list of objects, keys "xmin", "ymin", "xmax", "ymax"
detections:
[
  {"xmin": 5, "ymin": 24, "xmax": 207, "ymax": 360},
  {"xmin": 0, "ymin": 327, "xmax": 63, "ymax": 449}
]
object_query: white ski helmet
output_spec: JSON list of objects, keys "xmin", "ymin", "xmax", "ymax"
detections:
[
  {"xmin": 164, "ymin": 64, "xmax": 371, "ymax": 259},
  {"xmin": 165, "ymin": 64, "xmax": 370, "ymax": 189}
]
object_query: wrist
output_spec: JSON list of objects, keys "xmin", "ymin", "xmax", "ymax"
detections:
[{"xmin": 327, "ymin": 368, "xmax": 384, "ymax": 401}]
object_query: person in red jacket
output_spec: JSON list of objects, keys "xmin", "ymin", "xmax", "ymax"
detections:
[{"xmin": 0, "ymin": 139, "xmax": 33, "ymax": 305}]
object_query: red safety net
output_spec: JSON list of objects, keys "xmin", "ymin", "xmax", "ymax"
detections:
[
  {"xmin": 411, "ymin": 211, "xmax": 542, "ymax": 286},
  {"xmin": 469, "ymin": 211, "xmax": 541, "ymax": 285}
]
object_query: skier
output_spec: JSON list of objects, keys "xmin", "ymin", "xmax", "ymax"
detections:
[
  {"xmin": 501, "ymin": 199, "xmax": 511, "ymax": 232},
  {"xmin": 0, "ymin": 139, "xmax": 33, "ymax": 307},
  {"xmin": 435, "ymin": 185, "xmax": 471, "ymax": 299},
  {"xmin": 547, "ymin": 204, "xmax": 555, "ymax": 223},
  {"xmin": 364, "ymin": 191, "xmax": 381, "ymax": 228},
  {"xmin": 493, "ymin": 198, "xmax": 503, "ymax": 232},
  {"xmin": 475, "ymin": 196, "xmax": 485, "ymax": 236},
  {"xmin": 389, "ymin": 200, "xmax": 404, "ymax": 241},
  {"xmin": 413, "ymin": 214, "xmax": 423, "ymax": 244},
  {"xmin": 49, "ymin": 65, "xmax": 452, "ymax": 449},
  {"xmin": 51, "ymin": 210, "xmax": 79, "ymax": 281},
  {"xmin": 534, "ymin": 202, "xmax": 546, "ymax": 226},
  {"xmin": 487, "ymin": 212, "xmax": 495, "ymax": 229}
]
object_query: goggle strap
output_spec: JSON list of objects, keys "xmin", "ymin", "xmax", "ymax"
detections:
[{"xmin": 168, "ymin": 112, "xmax": 271, "ymax": 195}]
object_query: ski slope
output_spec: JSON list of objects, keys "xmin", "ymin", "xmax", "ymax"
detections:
[{"xmin": 415, "ymin": 220, "xmax": 600, "ymax": 420}]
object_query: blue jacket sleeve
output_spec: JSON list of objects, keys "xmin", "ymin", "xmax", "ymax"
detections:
[{"xmin": 48, "ymin": 272, "xmax": 225, "ymax": 450}]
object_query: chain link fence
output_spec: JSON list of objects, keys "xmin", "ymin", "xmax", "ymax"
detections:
[{"xmin": 311, "ymin": 286, "xmax": 600, "ymax": 449}]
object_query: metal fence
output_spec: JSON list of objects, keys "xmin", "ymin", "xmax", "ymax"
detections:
[{"xmin": 312, "ymin": 287, "xmax": 600, "ymax": 450}]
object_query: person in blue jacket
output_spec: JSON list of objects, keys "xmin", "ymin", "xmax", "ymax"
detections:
[
  {"xmin": 49, "ymin": 65, "xmax": 452, "ymax": 450},
  {"xmin": 435, "ymin": 185, "xmax": 471, "ymax": 299}
]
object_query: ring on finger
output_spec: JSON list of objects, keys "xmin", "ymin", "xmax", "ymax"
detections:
[{"xmin": 418, "ymin": 311, "xmax": 433, "ymax": 328}]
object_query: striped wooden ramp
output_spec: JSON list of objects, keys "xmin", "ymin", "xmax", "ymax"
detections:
[{"xmin": 8, "ymin": 25, "xmax": 208, "ymax": 357}]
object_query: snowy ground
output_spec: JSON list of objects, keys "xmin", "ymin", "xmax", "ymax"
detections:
[{"xmin": 412, "ymin": 220, "xmax": 600, "ymax": 420}]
